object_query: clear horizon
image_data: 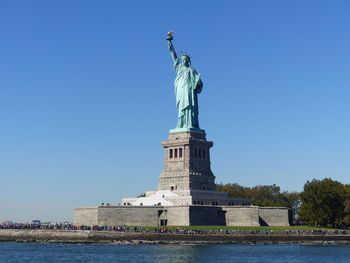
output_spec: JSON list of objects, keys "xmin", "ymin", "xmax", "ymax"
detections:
[{"xmin": 1, "ymin": 0, "xmax": 349, "ymax": 222}]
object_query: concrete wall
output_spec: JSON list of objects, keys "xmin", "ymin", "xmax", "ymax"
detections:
[
  {"xmin": 73, "ymin": 208, "xmax": 98, "ymax": 226},
  {"xmin": 98, "ymin": 206, "xmax": 160, "ymax": 226},
  {"xmin": 224, "ymin": 206, "xmax": 260, "ymax": 226},
  {"xmin": 73, "ymin": 205, "xmax": 291, "ymax": 227},
  {"xmin": 258, "ymin": 207, "xmax": 291, "ymax": 226},
  {"xmin": 189, "ymin": 206, "xmax": 225, "ymax": 226},
  {"xmin": 167, "ymin": 206, "xmax": 190, "ymax": 226}
]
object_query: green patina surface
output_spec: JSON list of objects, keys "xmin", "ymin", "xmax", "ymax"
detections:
[
  {"xmin": 169, "ymin": 127, "xmax": 205, "ymax": 134},
  {"xmin": 167, "ymin": 34, "xmax": 204, "ymax": 133}
]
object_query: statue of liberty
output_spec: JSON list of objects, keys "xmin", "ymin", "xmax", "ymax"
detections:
[{"xmin": 167, "ymin": 32, "xmax": 204, "ymax": 133}]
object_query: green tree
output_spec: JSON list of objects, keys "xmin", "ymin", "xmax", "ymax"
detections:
[
  {"xmin": 216, "ymin": 183, "xmax": 300, "ymax": 209},
  {"xmin": 283, "ymin": 191, "xmax": 301, "ymax": 221},
  {"xmin": 342, "ymin": 184, "xmax": 350, "ymax": 226},
  {"xmin": 216, "ymin": 183, "xmax": 250, "ymax": 199},
  {"xmin": 299, "ymin": 178, "xmax": 345, "ymax": 227},
  {"xmin": 248, "ymin": 184, "xmax": 285, "ymax": 207}
]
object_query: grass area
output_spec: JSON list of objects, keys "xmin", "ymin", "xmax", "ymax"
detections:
[{"xmin": 140, "ymin": 225, "xmax": 341, "ymax": 232}]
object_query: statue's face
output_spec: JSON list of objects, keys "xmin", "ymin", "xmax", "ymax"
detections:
[{"xmin": 181, "ymin": 56, "xmax": 190, "ymax": 66}]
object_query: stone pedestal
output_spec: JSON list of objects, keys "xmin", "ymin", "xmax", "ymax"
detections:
[
  {"xmin": 158, "ymin": 131, "xmax": 216, "ymax": 191},
  {"xmin": 121, "ymin": 131, "xmax": 251, "ymax": 207},
  {"xmin": 74, "ymin": 129, "xmax": 292, "ymax": 226}
]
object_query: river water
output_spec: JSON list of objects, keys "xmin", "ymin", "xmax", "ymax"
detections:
[{"xmin": 1, "ymin": 242, "xmax": 350, "ymax": 263}]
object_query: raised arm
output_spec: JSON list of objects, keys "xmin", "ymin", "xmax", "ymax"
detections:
[{"xmin": 168, "ymin": 40, "xmax": 178, "ymax": 63}]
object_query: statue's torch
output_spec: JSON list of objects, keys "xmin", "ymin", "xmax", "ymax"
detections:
[{"xmin": 166, "ymin": 31, "xmax": 174, "ymax": 41}]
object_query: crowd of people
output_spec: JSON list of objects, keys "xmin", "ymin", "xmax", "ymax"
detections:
[
  {"xmin": 0, "ymin": 223, "xmax": 78, "ymax": 230},
  {"xmin": 0, "ymin": 222, "xmax": 347, "ymax": 236}
]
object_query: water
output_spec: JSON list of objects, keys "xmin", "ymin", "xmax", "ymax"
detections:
[{"xmin": 1, "ymin": 242, "xmax": 350, "ymax": 263}]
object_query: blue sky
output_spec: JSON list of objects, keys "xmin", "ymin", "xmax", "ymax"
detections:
[{"xmin": 0, "ymin": 0, "xmax": 349, "ymax": 222}]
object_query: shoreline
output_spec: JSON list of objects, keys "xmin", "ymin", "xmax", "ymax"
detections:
[{"xmin": 1, "ymin": 229, "xmax": 350, "ymax": 245}]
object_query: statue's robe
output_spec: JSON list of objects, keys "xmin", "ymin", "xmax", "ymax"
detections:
[{"xmin": 174, "ymin": 59, "xmax": 202, "ymax": 128}]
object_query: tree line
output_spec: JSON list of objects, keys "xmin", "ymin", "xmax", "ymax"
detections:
[{"xmin": 216, "ymin": 178, "xmax": 350, "ymax": 227}]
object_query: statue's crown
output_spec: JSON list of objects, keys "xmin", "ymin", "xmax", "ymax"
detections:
[{"xmin": 180, "ymin": 52, "xmax": 190, "ymax": 59}]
